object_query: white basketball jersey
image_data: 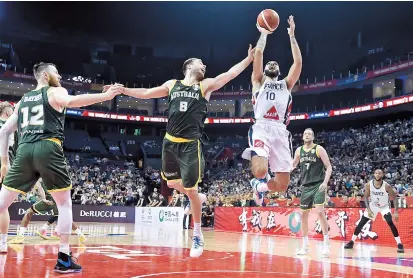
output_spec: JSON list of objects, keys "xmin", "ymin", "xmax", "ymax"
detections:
[
  {"xmin": 369, "ymin": 180, "xmax": 389, "ymax": 208},
  {"xmin": 252, "ymin": 79, "xmax": 292, "ymax": 126}
]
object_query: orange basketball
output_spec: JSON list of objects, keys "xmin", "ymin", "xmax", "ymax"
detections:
[{"xmin": 257, "ymin": 9, "xmax": 280, "ymax": 32}]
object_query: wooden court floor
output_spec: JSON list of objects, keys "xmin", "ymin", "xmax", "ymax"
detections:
[{"xmin": 1, "ymin": 221, "xmax": 412, "ymax": 277}]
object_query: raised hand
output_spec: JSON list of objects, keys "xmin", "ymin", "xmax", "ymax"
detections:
[{"xmin": 287, "ymin": 15, "xmax": 295, "ymax": 37}]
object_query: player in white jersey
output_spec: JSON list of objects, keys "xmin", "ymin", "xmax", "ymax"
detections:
[
  {"xmin": 242, "ymin": 16, "xmax": 302, "ymax": 205},
  {"xmin": 344, "ymin": 169, "xmax": 404, "ymax": 253}
]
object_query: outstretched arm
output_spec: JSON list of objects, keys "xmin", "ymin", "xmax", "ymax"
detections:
[
  {"xmin": 284, "ymin": 16, "xmax": 302, "ymax": 91},
  {"xmin": 120, "ymin": 80, "xmax": 175, "ymax": 99},
  {"xmin": 201, "ymin": 45, "xmax": 255, "ymax": 99},
  {"xmin": 52, "ymin": 85, "xmax": 122, "ymax": 108}
]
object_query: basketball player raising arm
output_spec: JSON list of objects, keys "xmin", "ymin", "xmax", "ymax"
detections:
[
  {"xmin": 107, "ymin": 46, "xmax": 254, "ymax": 259},
  {"xmin": 244, "ymin": 15, "xmax": 302, "ymax": 207},
  {"xmin": 253, "ymin": 15, "xmax": 302, "ymax": 92},
  {"xmin": 110, "ymin": 44, "xmax": 255, "ymax": 101}
]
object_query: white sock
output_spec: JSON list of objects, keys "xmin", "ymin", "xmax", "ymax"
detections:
[
  {"xmin": 303, "ymin": 236, "xmax": 308, "ymax": 247},
  {"xmin": 0, "ymin": 234, "xmax": 7, "ymax": 245},
  {"xmin": 59, "ymin": 243, "xmax": 70, "ymax": 255},
  {"xmin": 193, "ymin": 222, "xmax": 202, "ymax": 237},
  {"xmin": 42, "ymin": 223, "xmax": 49, "ymax": 231},
  {"xmin": 257, "ymin": 182, "xmax": 269, "ymax": 193},
  {"xmin": 395, "ymin": 236, "xmax": 402, "ymax": 244},
  {"xmin": 18, "ymin": 227, "xmax": 26, "ymax": 236},
  {"xmin": 323, "ymin": 234, "xmax": 329, "ymax": 246},
  {"xmin": 351, "ymin": 234, "xmax": 357, "ymax": 242}
]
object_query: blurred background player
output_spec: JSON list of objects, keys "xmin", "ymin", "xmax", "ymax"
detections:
[
  {"xmin": 293, "ymin": 128, "xmax": 332, "ymax": 257},
  {"xmin": 0, "ymin": 101, "xmax": 16, "ymax": 253},
  {"xmin": 344, "ymin": 169, "xmax": 404, "ymax": 253},
  {"xmin": 114, "ymin": 44, "xmax": 255, "ymax": 258},
  {"xmin": 0, "ymin": 62, "xmax": 121, "ymax": 273},
  {"xmin": 243, "ymin": 15, "xmax": 302, "ymax": 206},
  {"xmin": 9, "ymin": 178, "xmax": 86, "ymax": 244}
]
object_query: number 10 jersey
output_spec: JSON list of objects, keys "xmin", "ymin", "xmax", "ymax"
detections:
[{"xmin": 252, "ymin": 79, "xmax": 292, "ymax": 126}]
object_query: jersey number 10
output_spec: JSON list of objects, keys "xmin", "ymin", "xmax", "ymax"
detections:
[{"xmin": 266, "ymin": 92, "xmax": 276, "ymax": 100}]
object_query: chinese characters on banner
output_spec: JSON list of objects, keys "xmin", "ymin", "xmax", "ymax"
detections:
[{"xmin": 217, "ymin": 207, "xmax": 413, "ymax": 247}]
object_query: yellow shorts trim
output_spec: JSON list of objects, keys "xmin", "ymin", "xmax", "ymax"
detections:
[
  {"xmin": 164, "ymin": 133, "xmax": 195, "ymax": 143},
  {"xmin": 2, "ymin": 185, "xmax": 26, "ymax": 195},
  {"xmin": 31, "ymin": 204, "xmax": 41, "ymax": 215},
  {"xmin": 161, "ymin": 171, "xmax": 182, "ymax": 183},
  {"xmin": 314, "ymin": 203, "xmax": 326, "ymax": 206},
  {"xmin": 42, "ymin": 138, "xmax": 62, "ymax": 146},
  {"xmin": 300, "ymin": 208, "xmax": 312, "ymax": 211},
  {"xmin": 48, "ymin": 184, "xmax": 72, "ymax": 193}
]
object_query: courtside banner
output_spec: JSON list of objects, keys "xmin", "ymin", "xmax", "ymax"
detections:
[
  {"xmin": 135, "ymin": 207, "xmax": 184, "ymax": 229},
  {"xmin": 9, "ymin": 203, "xmax": 135, "ymax": 223},
  {"xmin": 215, "ymin": 207, "xmax": 413, "ymax": 247}
]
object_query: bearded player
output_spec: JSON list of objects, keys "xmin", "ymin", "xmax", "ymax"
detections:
[
  {"xmin": 344, "ymin": 169, "xmax": 404, "ymax": 253},
  {"xmin": 111, "ymin": 45, "xmax": 255, "ymax": 258},
  {"xmin": 293, "ymin": 128, "xmax": 332, "ymax": 257},
  {"xmin": 242, "ymin": 15, "xmax": 302, "ymax": 205},
  {"xmin": 0, "ymin": 62, "xmax": 121, "ymax": 273}
]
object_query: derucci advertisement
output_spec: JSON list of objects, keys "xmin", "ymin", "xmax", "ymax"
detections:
[{"xmin": 9, "ymin": 203, "xmax": 136, "ymax": 223}]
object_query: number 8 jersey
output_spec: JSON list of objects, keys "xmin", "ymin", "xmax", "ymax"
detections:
[
  {"xmin": 166, "ymin": 80, "xmax": 208, "ymax": 140},
  {"xmin": 252, "ymin": 79, "xmax": 292, "ymax": 126},
  {"xmin": 18, "ymin": 86, "xmax": 65, "ymax": 145}
]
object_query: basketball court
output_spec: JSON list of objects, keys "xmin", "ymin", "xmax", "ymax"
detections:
[{"xmin": 1, "ymin": 222, "xmax": 412, "ymax": 277}]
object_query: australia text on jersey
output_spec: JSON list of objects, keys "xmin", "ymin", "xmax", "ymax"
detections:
[
  {"xmin": 300, "ymin": 156, "xmax": 317, "ymax": 163},
  {"xmin": 170, "ymin": 91, "xmax": 200, "ymax": 101}
]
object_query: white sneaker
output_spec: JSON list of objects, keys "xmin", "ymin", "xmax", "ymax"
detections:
[
  {"xmin": 321, "ymin": 245, "xmax": 330, "ymax": 257},
  {"xmin": 190, "ymin": 234, "xmax": 204, "ymax": 258},
  {"xmin": 0, "ymin": 243, "xmax": 7, "ymax": 253},
  {"xmin": 297, "ymin": 246, "xmax": 310, "ymax": 255},
  {"xmin": 250, "ymin": 179, "xmax": 264, "ymax": 206}
]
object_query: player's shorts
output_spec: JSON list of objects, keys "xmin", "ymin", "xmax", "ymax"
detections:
[
  {"xmin": 32, "ymin": 198, "xmax": 58, "ymax": 216},
  {"xmin": 2, "ymin": 139, "xmax": 72, "ymax": 194},
  {"xmin": 242, "ymin": 121, "xmax": 293, "ymax": 173},
  {"xmin": 363, "ymin": 204, "xmax": 391, "ymax": 221},
  {"xmin": 300, "ymin": 182, "xmax": 326, "ymax": 210},
  {"xmin": 161, "ymin": 133, "xmax": 205, "ymax": 189}
]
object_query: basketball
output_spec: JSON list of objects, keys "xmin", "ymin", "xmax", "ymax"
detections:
[{"xmin": 257, "ymin": 9, "xmax": 280, "ymax": 32}]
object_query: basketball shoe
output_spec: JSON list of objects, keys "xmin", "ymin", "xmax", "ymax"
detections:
[{"xmin": 54, "ymin": 252, "xmax": 82, "ymax": 274}]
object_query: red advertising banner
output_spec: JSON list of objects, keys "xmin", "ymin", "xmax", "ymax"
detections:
[{"xmin": 215, "ymin": 207, "xmax": 413, "ymax": 247}]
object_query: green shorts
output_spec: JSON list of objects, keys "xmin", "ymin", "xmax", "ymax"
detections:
[
  {"xmin": 161, "ymin": 134, "xmax": 205, "ymax": 189},
  {"xmin": 300, "ymin": 183, "xmax": 326, "ymax": 210},
  {"xmin": 32, "ymin": 198, "xmax": 58, "ymax": 216},
  {"xmin": 3, "ymin": 139, "xmax": 72, "ymax": 194}
]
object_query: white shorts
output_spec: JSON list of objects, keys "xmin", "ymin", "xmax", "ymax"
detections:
[
  {"xmin": 241, "ymin": 121, "xmax": 293, "ymax": 173},
  {"xmin": 363, "ymin": 204, "xmax": 391, "ymax": 220}
]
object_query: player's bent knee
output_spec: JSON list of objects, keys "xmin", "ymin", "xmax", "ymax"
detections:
[
  {"xmin": 272, "ymin": 172, "xmax": 290, "ymax": 192},
  {"xmin": 167, "ymin": 180, "xmax": 182, "ymax": 189}
]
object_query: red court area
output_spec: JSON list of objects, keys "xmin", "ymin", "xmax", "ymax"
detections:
[{"xmin": 1, "ymin": 244, "xmax": 409, "ymax": 278}]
